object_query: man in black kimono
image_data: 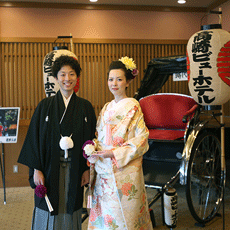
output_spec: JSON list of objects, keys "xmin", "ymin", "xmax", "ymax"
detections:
[{"xmin": 18, "ymin": 55, "xmax": 96, "ymax": 229}]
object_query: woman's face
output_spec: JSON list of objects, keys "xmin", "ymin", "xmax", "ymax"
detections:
[
  {"xmin": 57, "ymin": 65, "xmax": 78, "ymax": 97},
  {"xmin": 108, "ymin": 69, "xmax": 130, "ymax": 101}
]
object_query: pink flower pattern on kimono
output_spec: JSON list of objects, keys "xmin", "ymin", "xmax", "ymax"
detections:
[
  {"xmin": 104, "ymin": 215, "xmax": 119, "ymax": 229},
  {"xmin": 126, "ymin": 105, "xmax": 138, "ymax": 119},
  {"xmin": 142, "ymin": 192, "xmax": 146, "ymax": 204},
  {"xmin": 89, "ymin": 196, "xmax": 102, "ymax": 222},
  {"xmin": 112, "ymin": 136, "xmax": 125, "ymax": 147},
  {"xmin": 121, "ymin": 182, "xmax": 138, "ymax": 200},
  {"xmin": 133, "ymin": 189, "xmax": 150, "ymax": 229}
]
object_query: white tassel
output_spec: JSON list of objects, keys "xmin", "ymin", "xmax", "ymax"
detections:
[
  {"xmin": 64, "ymin": 149, "xmax": 68, "ymax": 159},
  {"xmin": 59, "ymin": 135, "xmax": 74, "ymax": 159},
  {"xmin": 45, "ymin": 194, "xmax": 54, "ymax": 212}
]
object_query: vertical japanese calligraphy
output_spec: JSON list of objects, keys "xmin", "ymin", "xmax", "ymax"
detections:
[
  {"xmin": 187, "ymin": 26, "xmax": 230, "ymax": 105},
  {"xmin": 43, "ymin": 49, "xmax": 78, "ymax": 97},
  {"xmin": 43, "ymin": 51, "xmax": 57, "ymax": 97},
  {"xmin": 164, "ymin": 188, "xmax": 178, "ymax": 228}
]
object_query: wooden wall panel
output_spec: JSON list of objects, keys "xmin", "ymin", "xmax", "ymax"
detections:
[{"xmin": 1, "ymin": 38, "xmax": 229, "ymax": 119}]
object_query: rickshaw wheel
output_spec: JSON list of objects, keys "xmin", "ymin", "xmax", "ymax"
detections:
[{"xmin": 186, "ymin": 132, "xmax": 225, "ymax": 224}]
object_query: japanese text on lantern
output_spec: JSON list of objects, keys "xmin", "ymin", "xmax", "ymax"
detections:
[
  {"xmin": 192, "ymin": 31, "xmax": 215, "ymax": 104},
  {"xmin": 170, "ymin": 195, "xmax": 178, "ymax": 226},
  {"xmin": 43, "ymin": 52, "xmax": 56, "ymax": 97}
]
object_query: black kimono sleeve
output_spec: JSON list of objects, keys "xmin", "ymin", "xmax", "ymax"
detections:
[
  {"xmin": 18, "ymin": 98, "xmax": 50, "ymax": 188},
  {"xmin": 82, "ymin": 99, "xmax": 97, "ymax": 173}
]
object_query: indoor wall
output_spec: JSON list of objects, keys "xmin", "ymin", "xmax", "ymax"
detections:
[{"xmin": 0, "ymin": 1, "xmax": 230, "ymax": 187}]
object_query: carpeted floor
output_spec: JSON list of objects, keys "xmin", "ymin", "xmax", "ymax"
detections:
[
  {"xmin": 0, "ymin": 182, "xmax": 229, "ymax": 230},
  {"xmin": 0, "ymin": 187, "xmax": 34, "ymax": 230}
]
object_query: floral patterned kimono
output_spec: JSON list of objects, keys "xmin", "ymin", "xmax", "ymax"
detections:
[{"xmin": 87, "ymin": 98, "xmax": 153, "ymax": 230}]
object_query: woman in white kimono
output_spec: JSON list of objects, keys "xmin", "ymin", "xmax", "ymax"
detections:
[{"xmin": 85, "ymin": 57, "xmax": 153, "ymax": 230}]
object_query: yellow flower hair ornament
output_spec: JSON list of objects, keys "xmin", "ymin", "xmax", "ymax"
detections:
[{"xmin": 119, "ymin": 56, "xmax": 139, "ymax": 79}]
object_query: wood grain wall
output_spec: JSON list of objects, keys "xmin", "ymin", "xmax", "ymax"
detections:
[{"xmin": 0, "ymin": 38, "xmax": 189, "ymax": 117}]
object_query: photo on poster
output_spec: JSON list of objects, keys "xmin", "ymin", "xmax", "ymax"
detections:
[{"xmin": 0, "ymin": 107, "xmax": 20, "ymax": 143}]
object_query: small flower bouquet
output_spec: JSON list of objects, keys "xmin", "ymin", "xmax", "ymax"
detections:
[
  {"xmin": 82, "ymin": 140, "xmax": 96, "ymax": 159},
  {"xmin": 35, "ymin": 185, "xmax": 54, "ymax": 212}
]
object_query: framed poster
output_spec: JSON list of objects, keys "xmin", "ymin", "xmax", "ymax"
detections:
[{"xmin": 0, "ymin": 107, "xmax": 20, "ymax": 143}]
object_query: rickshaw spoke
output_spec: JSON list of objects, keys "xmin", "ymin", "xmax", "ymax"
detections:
[{"xmin": 186, "ymin": 132, "xmax": 225, "ymax": 224}]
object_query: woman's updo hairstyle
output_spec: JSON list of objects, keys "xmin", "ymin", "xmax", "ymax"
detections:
[
  {"xmin": 108, "ymin": 57, "xmax": 138, "ymax": 81},
  {"xmin": 107, "ymin": 61, "xmax": 134, "ymax": 81}
]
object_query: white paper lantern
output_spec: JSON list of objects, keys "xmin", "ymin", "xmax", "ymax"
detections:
[
  {"xmin": 187, "ymin": 24, "xmax": 230, "ymax": 106},
  {"xmin": 164, "ymin": 188, "xmax": 178, "ymax": 228},
  {"xmin": 43, "ymin": 47, "xmax": 78, "ymax": 97}
]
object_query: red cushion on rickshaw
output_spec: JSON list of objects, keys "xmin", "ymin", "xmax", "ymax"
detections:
[
  {"xmin": 140, "ymin": 93, "xmax": 197, "ymax": 141},
  {"xmin": 140, "ymin": 93, "xmax": 197, "ymax": 130},
  {"xmin": 148, "ymin": 129, "xmax": 185, "ymax": 140}
]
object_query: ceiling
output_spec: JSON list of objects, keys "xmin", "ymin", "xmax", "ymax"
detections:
[
  {"xmin": 0, "ymin": 0, "xmax": 218, "ymax": 7},
  {"xmin": 0, "ymin": 0, "xmax": 227, "ymax": 11}
]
